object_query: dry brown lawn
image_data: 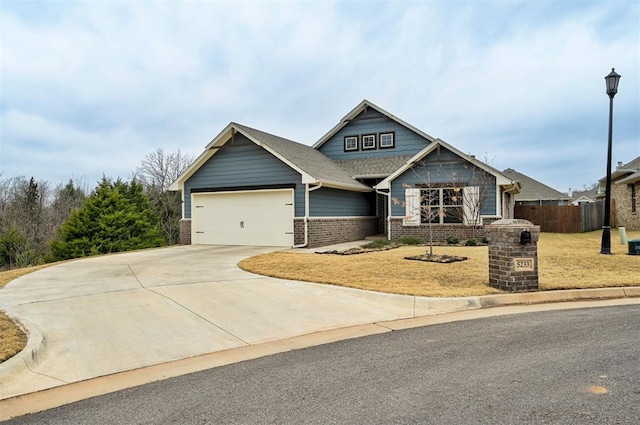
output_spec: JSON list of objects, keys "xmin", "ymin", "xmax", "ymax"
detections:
[
  {"xmin": 0, "ymin": 312, "xmax": 27, "ymax": 363},
  {"xmin": 239, "ymin": 230, "xmax": 640, "ymax": 297},
  {"xmin": 0, "ymin": 264, "xmax": 51, "ymax": 363}
]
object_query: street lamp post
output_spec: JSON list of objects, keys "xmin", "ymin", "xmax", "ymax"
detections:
[{"xmin": 600, "ymin": 68, "xmax": 621, "ymax": 255}]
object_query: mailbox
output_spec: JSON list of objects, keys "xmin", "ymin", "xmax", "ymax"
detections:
[{"xmin": 520, "ymin": 230, "xmax": 532, "ymax": 245}]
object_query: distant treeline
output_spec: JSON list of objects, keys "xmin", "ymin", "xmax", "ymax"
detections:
[{"xmin": 0, "ymin": 149, "xmax": 193, "ymax": 269}]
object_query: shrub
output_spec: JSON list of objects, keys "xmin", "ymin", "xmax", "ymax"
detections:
[
  {"xmin": 446, "ymin": 235, "xmax": 459, "ymax": 245},
  {"xmin": 0, "ymin": 227, "xmax": 38, "ymax": 269},
  {"xmin": 361, "ymin": 239, "xmax": 393, "ymax": 249},
  {"xmin": 397, "ymin": 236, "xmax": 423, "ymax": 245},
  {"xmin": 481, "ymin": 236, "xmax": 489, "ymax": 244},
  {"xmin": 464, "ymin": 238, "xmax": 478, "ymax": 246}
]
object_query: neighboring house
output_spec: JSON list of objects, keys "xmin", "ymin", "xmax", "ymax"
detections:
[
  {"xmin": 569, "ymin": 187, "xmax": 598, "ymax": 206},
  {"xmin": 597, "ymin": 156, "xmax": 640, "ymax": 230},
  {"xmin": 502, "ymin": 168, "xmax": 571, "ymax": 206},
  {"xmin": 169, "ymin": 100, "xmax": 520, "ymax": 248}
]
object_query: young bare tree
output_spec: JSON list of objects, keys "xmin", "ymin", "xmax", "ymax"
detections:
[
  {"xmin": 133, "ymin": 148, "xmax": 194, "ymax": 245},
  {"xmin": 392, "ymin": 153, "xmax": 496, "ymax": 257},
  {"xmin": 393, "ymin": 176, "xmax": 441, "ymax": 257},
  {"xmin": 440, "ymin": 158, "xmax": 495, "ymax": 241}
]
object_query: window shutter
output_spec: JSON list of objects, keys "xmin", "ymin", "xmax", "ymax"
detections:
[
  {"xmin": 404, "ymin": 188, "xmax": 421, "ymax": 226},
  {"xmin": 463, "ymin": 186, "xmax": 480, "ymax": 225}
]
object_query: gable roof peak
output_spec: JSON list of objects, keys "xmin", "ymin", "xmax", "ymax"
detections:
[{"xmin": 312, "ymin": 99, "xmax": 436, "ymax": 149}]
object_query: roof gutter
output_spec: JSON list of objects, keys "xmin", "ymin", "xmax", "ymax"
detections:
[{"xmin": 502, "ymin": 183, "xmax": 520, "ymax": 194}]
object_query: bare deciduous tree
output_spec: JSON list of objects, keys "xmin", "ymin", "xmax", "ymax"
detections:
[
  {"xmin": 0, "ymin": 175, "xmax": 89, "ymax": 268},
  {"xmin": 133, "ymin": 148, "xmax": 194, "ymax": 245},
  {"xmin": 392, "ymin": 154, "xmax": 496, "ymax": 257}
]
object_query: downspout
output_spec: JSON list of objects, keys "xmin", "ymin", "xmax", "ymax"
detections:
[
  {"xmin": 293, "ymin": 182, "xmax": 322, "ymax": 248},
  {"xmin": 376, "ymin": 188, "xmax": 391, "ymax": 241}
]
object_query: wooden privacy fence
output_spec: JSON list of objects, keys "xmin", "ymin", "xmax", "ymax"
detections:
[{"xmin": 514, "ymin": 201, "xmax": 604, "ymax": 233}]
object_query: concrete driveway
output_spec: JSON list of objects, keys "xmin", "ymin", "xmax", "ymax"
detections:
[{"xmin": 0, "ymin": 245, "xmax": 479, "ymax": 400}]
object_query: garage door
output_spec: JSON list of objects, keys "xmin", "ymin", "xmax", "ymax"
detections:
[{"xmin": 191, "ymin": 189, "xmax": 294, "ymax": 246}]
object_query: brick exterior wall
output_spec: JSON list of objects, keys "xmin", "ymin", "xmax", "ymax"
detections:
[
  {"xmin": 297, "ymin": 217, "xmax": 378, "ymax": 248},
  {"xmin": 613, "ymin": 182, "xmax": 640, "ymax": 230},
  {"xmin": 486, "ymin": 219, "xmax": 540, "ymax": 292},
  {"xmin": 179, "ymin": 219, "xmax": 191, "ymax": 245},
  {"xmin": 389, "ymin": 218, "xmax": 498, "ymax": 243},
  {"xmin": 294, "ymin": 218, "xmax": 305, "ymax": 245}
]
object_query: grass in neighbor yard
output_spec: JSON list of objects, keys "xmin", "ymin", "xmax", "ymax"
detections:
[
  {"xmin": 0, "ymin": 264, "xmax": 51, "ymax": 363},
  {"xmin": 239, "ymin": 230, "xmax": 640, "ymax": 297}
]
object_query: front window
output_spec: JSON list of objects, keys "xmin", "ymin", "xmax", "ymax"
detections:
[
  {"xmin": 632, "ymin": 184, "xmax": 637, "ymax": 213},
  {"xmin": 420, "ymin": 187, "xmax": 463, "ymax": 223}
]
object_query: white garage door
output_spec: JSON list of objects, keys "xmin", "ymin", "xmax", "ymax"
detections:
[{"xmin": 191, "ymin": 189, "xmax": 294, "ymax": 246}]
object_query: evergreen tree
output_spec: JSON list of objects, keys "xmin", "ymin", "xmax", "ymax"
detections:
[{"xmin": 50, "ymin": 178, "xmax": 165, "ymax": 260}]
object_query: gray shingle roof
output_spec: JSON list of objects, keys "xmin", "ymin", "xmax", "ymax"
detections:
[
  {"xmin": 232, "ymin": 123, "xmax": 370, "ymax": 191},
  {"xmin": 335, "ymin": 156, "xmax": 413, "ymax": 179},
  {"xmin": 598, "ymin": 155, "xmax": 640, "ymax": 186},
  {"xmin": 502, "ymin": 168, "xmax": 570, "ymax": 201},
  {"xmin": 570, "ymin": 187, "xmax": 598, "ymax": 201}
]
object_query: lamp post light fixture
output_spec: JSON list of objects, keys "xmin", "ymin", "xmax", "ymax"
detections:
[{"xmin": 600, "ymin": 68, "xmax": 621, "ymax": 255}]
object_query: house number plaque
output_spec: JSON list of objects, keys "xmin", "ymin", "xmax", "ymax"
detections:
[{"xmin": 514, "ymin": 257, "xmax": 534, "ymax": 271}]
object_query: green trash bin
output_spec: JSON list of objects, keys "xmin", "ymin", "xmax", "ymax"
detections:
[{"xmin": 629, "ymin": 239, "xmax": 640, "ymax": 255}]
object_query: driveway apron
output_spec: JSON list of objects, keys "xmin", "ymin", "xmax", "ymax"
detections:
[{"xmin": 0, "ymin": 245, "xmax": 426, "ymax": 399}]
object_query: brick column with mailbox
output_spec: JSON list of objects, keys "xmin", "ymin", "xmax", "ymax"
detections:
[{"xmin": 486, "ymin": 219, "xmax": 540, "ymax": 292}]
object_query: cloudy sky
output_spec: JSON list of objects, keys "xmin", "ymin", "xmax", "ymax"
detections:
[{"xmin": 1, "ymin": 0, "xmax": 638, "ymax": 194}]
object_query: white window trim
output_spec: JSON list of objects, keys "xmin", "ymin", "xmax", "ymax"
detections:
[
  {"xmin": 379, "ymin": 132, "xmax": 395, "ymax": 148},
  {"xmin": 344, "ymin": 136, "xmax": 358, "ymax": 151},
  {"xmin": 362, "ymin": 134, "xmax": 376, "ymax": 150},
  {"xmin": 419, "ymin": 187, "xmax": 464, "ymax": 224}
]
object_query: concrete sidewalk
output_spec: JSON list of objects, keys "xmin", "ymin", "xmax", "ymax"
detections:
[{"xmin": 1, "ymin": 244, "xmax": 639, "ymax": 403}]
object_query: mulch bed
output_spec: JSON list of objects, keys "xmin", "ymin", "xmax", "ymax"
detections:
[
  {"xmin": 315, "ymin": 244, "xmax": 400, "ymax": 255},
  {"xmin": 404, "ymin": 254, "xmax": 468, "ymax": 263}
]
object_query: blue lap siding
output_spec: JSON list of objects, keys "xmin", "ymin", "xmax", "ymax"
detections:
[
  {"xmin": 318, "ymin": 110, "xmax": 431, "ymax": 160},
  {"xmin": 310, "ymin": 187, "xmax": 374, "ymax": 217},
  {"xmin": 184, "ymin": 135, "xmax": 374, "ymax": 219},
  {"xmin": 184, "ymin": 139, "xmax": 304, "ymax": 218}
]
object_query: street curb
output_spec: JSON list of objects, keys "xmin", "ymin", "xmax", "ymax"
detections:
[
  {"xmin": 0, "ymin": 316, "xmax": 48, "ymax": 382},
  {"xmin": 478, "ymin": 286, "xmax": 640, "ymax": 308},
  {"xmin": 1, "ymin": 285, "xmax": 638, "ymax": 406}
]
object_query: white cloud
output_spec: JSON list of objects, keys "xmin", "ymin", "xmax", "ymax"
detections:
[{"xmin": 0, "ymin": 0, "xmax": 638, "ymax": 192}]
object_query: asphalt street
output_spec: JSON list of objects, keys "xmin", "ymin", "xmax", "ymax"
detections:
[{"xmin": 4, "ymin": 304, "xmax": 639, "ymax": 424}]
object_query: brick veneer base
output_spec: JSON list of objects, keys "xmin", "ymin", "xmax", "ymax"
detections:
[
  {"xmin": 389, "ymin": 218, "xmax": 496, "ymax": 243},
  {"xmin": 179, "ymin": 219, "xmax": 191, "ymax": 245},
  {"xmin": 296, "ymin": 217, "xmax": 378, "ymax": 248},
  {"xmin": 486, "ymin": 220, "xmax": 540, "ymax": 292}
]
